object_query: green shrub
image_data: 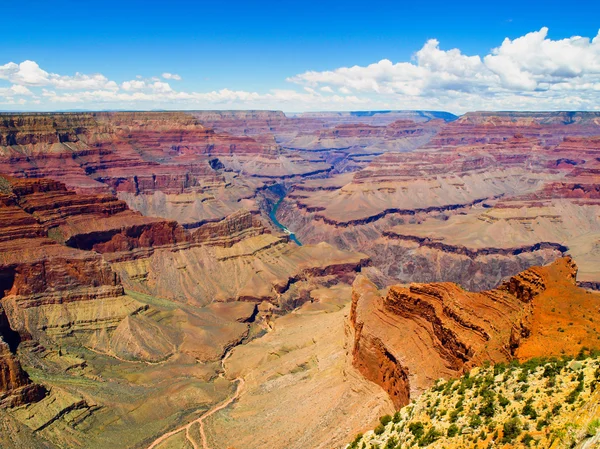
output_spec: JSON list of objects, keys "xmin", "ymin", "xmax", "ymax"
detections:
[
  {"xmin": 349, "ymin": 433, "xmax": 363, "ymax": 449},
  {"xmin": 469, "ymin": 414, "xmax": 483, "ymax": 428},
  {"xmin": 408, "ymin": 422, "xmax": 424, "ymax": 439},
  {"xmin": 522, "ymin": 433, "xmax": 534, "ymax": 446},
  {"xmin": 480, "ymin": 399, "xmax": 496, "ymax": 418},
  {"xmin": 449, "ymin": 410, "xmax": 460, "ymax": 423},
  {"xmin": 566, "ymin": 381, "xmax": 584, "ymax": 404},
  {"xmin": 522, "ymin": 399, "xmax": 538, "ymax": 419},
  {"xmin": 502, "ymin": 418, "xmax": 522, "ymax": 443},
  {"xmin": 380, "ymin": 415, "xmax": 392, "ymax": 426},
  {"xmin": 384, "ymin": 436, "xmax": 398, "ymax": 449},
  {"xmin": 447, "ymin": 424, "xmax": 459, "ymax": 437},
  {"xmin": 374, "ymin": 424, "xmax": 385, "ymax": 435},
  {"xmin": 536, "ymin": 419, "xmax": 549, "ymax": 431},
  {"xmin": 418, "ymin": 427, "xmax": 441, "ymax": 446},
  {"xmin": 494, "ymin": 363, "xmax": 507, "ymax": 376},
  {"xmin": 587, "ymin": 419, "xmax": 600, "ymax": 437}
]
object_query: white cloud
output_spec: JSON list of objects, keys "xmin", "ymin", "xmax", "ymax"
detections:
[
  {"xmin": 121, "ymin": 79, "xmax": 147, "ymax": 91},
  {"xmin": 288, "ymin": 27, "xmax": 600, "ymax": 111},
  {"xmin": 0, "ymin": 60, "xmax": 49, "ymax": 86},
  {"xmin": 2, "ymin": 28, "xmax": 600, "ymax": 112},
  {"xmin": 0, "ymin": 84, "xmax": 34, "ymax": 98},
  {"xmin": 162, "ymin": 72, "xmax": 182, "ymax": 81},
  {"xmin": 50, "ymin": 73, "xmax": 118, "ymax": 91}
]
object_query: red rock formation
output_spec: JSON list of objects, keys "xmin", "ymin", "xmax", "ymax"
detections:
[
  {"xmin": 0, "ymin": 176, "xmax": 186, "ymax": 257},
  {"xmin": 191, "ymin": 209, "xmax": 267, "ymax": 247},
  {"xmin": 0, "ymin": 305, "xmax": 46, "ymax": 408},
  {"xmin": 350, "ymin": 257, "xmax": 598, "ymax": 407},
  {"xmin": 427, "ymin": 111, "xmax": 600, "ymax": 147},
  {"xmin": 279, "ymin": 110, "xmax": 600, "ymax": 289}
]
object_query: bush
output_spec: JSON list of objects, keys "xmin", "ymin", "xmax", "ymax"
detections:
[
  {"xmin": 498, "ymin": 395, "xmax": 510, "ymax": 408},
  {"xmin": 380, "ymin": 415, "xmax": 392, "ymax": 426},
  {"xmin": 418, "ymin": 427, "xmax": 441, "ymax": 446},
  {"xmin": 502, "ymin": 418, "xmax": 522, "ymax": 443},
  {"xmin": 447, "ymin": 424, "xmax": 459, "ymax": 437},
  {"xmin": 384, "ymin": 436, "xmax": 398, "ymax": 449},
  {"xmin": 494, "ymin": 362, "xmax": 507, "ymax": 376},
  {"xmin": 536, "ymin": 419, "xmax": 549, "ymax": 431},
  {"xmin": 349, "ymin": 433, "xmax": 363, "ymax": 449},
  {"xmin": 408, "ymin": 422, "xmax": 424, "ymax": 439},
  {"xmin": 587, "ymin": 419, "xmax": 600, "ymax": 437},
  {"xmin": 522, "ymin": 433, "xmax": 535, "ymax": 445},
  {"xmin": 522, "ymin": 399, "xmax": 538, "ymax": 419},
  {"xmin": 480, "ymin": 399, "xmax": 496, "ymax": 418},
  {"xmin": 449, "ymin": 410, "xmax": 460, "ymax": 423},
  {"xmin": 392, "ymin": 411, "xmax": 401, "ymax": 423},
  {"xmin": 469, "ymin": 414, "xmax": 483, "ymax": 428},
  {"xmin": 566, "ymin": 381, "xmax": 584, "ymax": 404},
  {"xmin": 374, "ymin": 424, "xmax": 385, "ymax": 435}
]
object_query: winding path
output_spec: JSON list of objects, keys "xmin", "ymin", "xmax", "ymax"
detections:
[{"xmin": 146, "ymin": 350, "xmax": 244, "ymax": 449}]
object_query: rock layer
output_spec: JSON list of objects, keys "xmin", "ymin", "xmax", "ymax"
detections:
[{"xmin": 350, "ymin": 257, "xmax": 599, "ymax": 407}]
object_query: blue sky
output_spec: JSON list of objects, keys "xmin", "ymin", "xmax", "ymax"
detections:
[{"xmin": 1, "ymin": 0, "xmax": 599, "ymax": 112}]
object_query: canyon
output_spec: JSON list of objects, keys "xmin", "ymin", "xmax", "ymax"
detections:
[{"xmin": 0, "ymin": 109, "xmax": 598, "ymax": 449}]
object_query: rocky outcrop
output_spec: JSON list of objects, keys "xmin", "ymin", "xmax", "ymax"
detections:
[
  {"xmin": 0, "ymin": 337, "xmax": 46, "ymax": 407},
  {"xmin": 350, "ymin": 257, "xmax": 597, "ymax": 407},
  {"xmin": 0, "ymin": 176, "xmax": 151, "ymax": 346},
  {"xmin": 0, "ymin": 305, "xmax": 46, "ymax": 408},
  {"xmin": 351, "ymin": 276, "xmax": 411, "ymax": 408},
  {"xmin": 191, "ymin": 209, "xmax": 267, "ymax": 247},
  {"xmin": 0, "ymin": 176, "xmax": 187, "ymax": 258}
]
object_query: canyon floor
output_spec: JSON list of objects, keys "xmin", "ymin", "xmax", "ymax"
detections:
[{"xmin": 0, "ymin": 110, "xmax": 599, "ymax": 449}]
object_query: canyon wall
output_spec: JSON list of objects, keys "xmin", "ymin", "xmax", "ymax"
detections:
[{"xmin": 350, "ymin": 257, "xmax": 599, "ymax": 407}]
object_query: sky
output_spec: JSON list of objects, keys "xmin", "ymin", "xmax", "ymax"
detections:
[{"xmin": 1, "ymin": 0, "xmax": 599, "ymax": 113}]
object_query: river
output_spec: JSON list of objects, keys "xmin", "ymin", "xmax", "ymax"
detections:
[{"xmin": 269, "ymin": 196, "xmax": 302, "ymax": 246}]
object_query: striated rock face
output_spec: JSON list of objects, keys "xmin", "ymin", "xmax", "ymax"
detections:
[
  {"xmin": 427, "ymin": 111, "xmax": 600, "ymax": 147},
  {"xmin": 113, "ymin": 236, "xmax": 370, "ymax": 307},
  {"xmin": 0, "ymin": 176, "xmax": 151, "ymax": 346},
  {"xmin": 350, "ymin": 257, "xmax": 597, "ymax": 407},
  {"xmin": 0, "ymin": 305, "xmax": 46, "ymax": 408},
  {"xmin": 0, "ymin": 338, "xmax": 46, "ymax": 408},
  {"xmin": 0, "ymin": 111, "xmax": 341, "ymax": 230},
  {"xmin": 280, "ymin": 114, "xmax": 600, "ymax": 289},
  {"xmin": 351, "ymin": 276, "xmax": 411, "ymax": 408},
  {"xmin": 191, "ymin": 209, "xmax": 267, "ymax": 246}
]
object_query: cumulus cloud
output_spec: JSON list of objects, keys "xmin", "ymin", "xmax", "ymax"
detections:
[
  {"xmin": 0, "ymin": 85, "xmax": 34, "ymax": 97},
  {"xmin": 2, "ymin": 28, "xmax": 600, "ymax": 112},
  {"xmin": 0, "ymin": 60, "xmax": 50, "ymax": 86},
  {"xmin": 288, "ymin": 27, "xmax": 600, "ymax": 110},
  {"xmin": 162, "ymin": 73, "xmax": 182, "ymax": 81}
]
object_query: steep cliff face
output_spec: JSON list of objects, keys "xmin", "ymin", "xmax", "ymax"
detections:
[
  {"xmin": 0, "ymin": 177, "xmax": 159, "ymax": 341},
  {"xmin": 351, "ymin": 276, "xmax": 411, "ymax": 408},
  {"xmin": 0, "ymin": 306, "xmax": 46, "ymax": 408},
  {"xmin": 350, "ymin": 257, "xmax": 598, "ymax": 407}
]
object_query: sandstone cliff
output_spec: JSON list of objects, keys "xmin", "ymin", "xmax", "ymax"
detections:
[{"xmin": 350, "ymin": 257, "xmax": 599, "ymax": 408}]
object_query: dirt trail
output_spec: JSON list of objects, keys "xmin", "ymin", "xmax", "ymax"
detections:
[{"xmin": 146, "ymin": 349, "xmax": 243, "ymax": 449}]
